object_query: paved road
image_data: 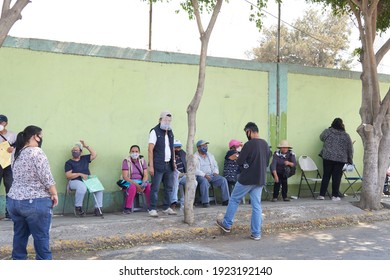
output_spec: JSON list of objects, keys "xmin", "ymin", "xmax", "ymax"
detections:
[{"xmin": 56, "ymin": 220, "xmax": 390, "ymax": 260}]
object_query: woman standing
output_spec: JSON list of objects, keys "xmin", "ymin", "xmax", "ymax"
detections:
[
  {"xmin": 318, "ymin": 118, "xmax": 353, "ymax": 201},
  {"xmin": 7, "ymin": 125, "xmax": 58, "ymax": 260}
]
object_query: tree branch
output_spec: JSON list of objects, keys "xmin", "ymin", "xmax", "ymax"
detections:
[
  {"xmin": 376, "ymin": 87, "xmax": 390, "ymax": 126},
  {"xmin": 204, "ymin": 0, "xmax": 223, "ymax": 39},
  {"xmin": 368, "ymin": 0, "xmax": 379, "ymax": 16},
  {"xmin": 376, "ymin": 38, "xmax": 390, "ymax": 66},
  {"xmin": 1, "ymin": 0, "xmax": 11, "ymax": 18},
  {"xmin": 191, "ymin": 0, "xmax": 204, "ymax": 36}
]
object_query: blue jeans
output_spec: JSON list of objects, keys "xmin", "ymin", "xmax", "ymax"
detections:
[
  {"xmin": 7, "ymin": 197, "xmax": 53, "ymax": 260},
  {"xmin": 222, "ymin": 182, "xmax": 263, "ymax": 238},
  {"xmin": 150, "ymin": 163, "xmax": 174, "ymax": 210},
  {"xmin": 197, "ymin": 175, "xmax": 230, "ymax": 203}
]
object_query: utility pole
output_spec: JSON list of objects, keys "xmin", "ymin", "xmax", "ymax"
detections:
[
  {"xmin": 276, "ymin": 2, "xmax": 281, "ymax": 143},
  {"xmin": 148, "ymin": 0, "xmax": 153, "ymax": 50}
]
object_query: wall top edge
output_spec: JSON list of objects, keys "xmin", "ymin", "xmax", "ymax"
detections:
[{"xmin": 3, "ymin": 36, "xmax": 390, "ymax": 81}]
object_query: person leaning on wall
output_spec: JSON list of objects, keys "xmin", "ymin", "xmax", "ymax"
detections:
[{"xmin": 7, "ymin": 125, "xmax": 58, "ymax": 260}]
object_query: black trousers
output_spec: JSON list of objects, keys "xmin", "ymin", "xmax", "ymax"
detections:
[
  {"xmin": 273, "ymin": 173, "xmax": 288, "ymax": 199},
  {"xmin": 319, "ymin": 159, "xmax": 344, "ymax": 197},
  {"xmin": 0, "ymin": 165, "xmax": 13, "ymax": 216}
]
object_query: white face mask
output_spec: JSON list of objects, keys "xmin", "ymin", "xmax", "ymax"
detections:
[
  {"xmin": 130, "ymin": 152, "xmax": 139, "ymax": 159},
  {"xmin": 236, "ymin": 146, "xmax": 242, "ymax": 152},
  {"xmin": 0, "ymin": 125, "xmax": 4, "ymax": 132}
]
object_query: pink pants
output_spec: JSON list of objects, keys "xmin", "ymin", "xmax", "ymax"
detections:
[{"xmin": 123, "ymin": 183, "xmax": 151, "ymax": 209}]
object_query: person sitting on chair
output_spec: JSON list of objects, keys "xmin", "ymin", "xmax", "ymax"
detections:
[
  {"xmin": 195, "ymin": 139, "xmax": 230, "ymax": 206},
  {"xmin": 270, "ymin": 140, "xmax": 296, "ymax": 202},
  {"xmin": 120, "ymin": 145, "xmax": 151, "ymax": 214},
  {"xmin": 384, "ymin": 165, "xmax": 390, "ymax": 196},
  {"xmin": 223, "ymin": 139, "xmax": 242, "ymax": 193},
  {"xmin": 64, "ymin": 141, "xmax": 103, "ymax": 217}
]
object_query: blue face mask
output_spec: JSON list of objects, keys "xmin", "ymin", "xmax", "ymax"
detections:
[
  {"xmin": 160, "ymin": 124, "xmax": 171, "ymax": 130},
  {"xmin": 200, "ymin": 147, "xmax": 208, "ymax": 154}
]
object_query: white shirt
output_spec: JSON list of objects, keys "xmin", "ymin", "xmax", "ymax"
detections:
[
  {"xmin": 148, "ymin": 130, "xmax": 171, "ymax": 162},
  {"xmin": 0, "ymin": 130, "xmax": 16, "ymax": 145}
]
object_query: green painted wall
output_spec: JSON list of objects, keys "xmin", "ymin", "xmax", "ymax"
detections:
[
  {"xmin": 1, "ymin": 37, "xmax": 390, "ymax": 213},
  {"xmin": 0, "ymin": 38, "xmax": 270, "ymax": 214}
]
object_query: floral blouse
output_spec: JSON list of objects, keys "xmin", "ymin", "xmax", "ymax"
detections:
[{"xmin": 8, "ymin": 147, "xmax": 56, "ymax": 200}]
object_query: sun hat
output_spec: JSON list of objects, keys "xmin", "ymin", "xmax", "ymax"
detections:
[{"xmin": 277, "ymin": 140, "xmax": 292, "ymax": 149}]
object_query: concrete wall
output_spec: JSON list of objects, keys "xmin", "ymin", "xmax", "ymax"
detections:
[{"xmin": 1, "ymin": 37, "xmax": 390, "ymax": 213}]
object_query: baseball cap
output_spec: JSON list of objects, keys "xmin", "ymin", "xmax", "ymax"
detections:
[
  {"xmin": 196, "ymin": 140, "xmax": 209, "ymax": 147},
  {"xmin": 229, "ymin": 139, "xmax": 241, "ymax": 149},
  {"xmin": 174, "ymin": 139, "xmax": 182, "ymax": 148},
  {"xmin": 160, "ymin": 111, "xmax": 172, "ymax": 118}
]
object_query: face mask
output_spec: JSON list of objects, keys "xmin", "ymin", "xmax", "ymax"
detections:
[
  {"xmin": 236, "ymin": 146, "xmax": 242, "ymax": 152},
  {"xmin": 72, "ymin": 151, "xmax": 81, "ymax": 158},
  {"xmin": 0, "ymin": 125, "xmax": 4, "ymax": 132},
  {"xmin": 37, "ymin": 136, "xmax": 43, "ymax": 148},
  {"xmin": 130, "ymin": 152, "xmax": 139, "ymax": 159},
  {"xmin": 160, "ymin": 124, "xmax": 171, "ymax": 130},
  {"xmin": 200, "ymin": 147, "xmax": 208, "ymax": 154}
]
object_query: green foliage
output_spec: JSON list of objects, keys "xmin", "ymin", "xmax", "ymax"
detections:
[
  {"xmin": 252, "ymin": 8, "xmax": 353, "ymax": 69},
  {"xmin": 178, "ymin": 0, "xmax": 228, "ymax": 20},
  {"xmin": 306, "ymin": 0, "xmax": 390, "ymax": 33}
]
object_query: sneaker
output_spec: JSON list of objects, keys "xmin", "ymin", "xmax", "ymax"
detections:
[
  {"xmin": 202, "ymin": 203, "xmax": 210, "ymax": 208},
  {"xmin": 122, "ymin": 208, "xmax": 132, "ymax": 214},
  {"xmin": 148, "ymin": 209, "xmax": 159, "ymax": 217},
  {"xmin": 283, "ymin": 197, "xmax": 290, "ymax": 201},
  {"xmin": 250, "ymin": 234, "xmax": 261, "ymax": 241},
  {"xmin": 271, "ymin": 198, "xmax": 278, "ymax": 202},
  {"xmin": 222, "ymin": 200, "xmax": 229, "ymax": 206},
  {"xmin": 162, "ymin": 207, "xmax": 177, "ymax": 215},
  {"xmin": 216, "ymin": 219, "xmax": 231, "ymax": 233},
  {"xmin": 74, "ymin": 207, "xmax": 85, "ymax": 217},
  {"xmin": 316, "ymin": 196, "xmax": 325, "ymax": 200},
  {"xmin": 94, "ymin": 208, "xmax": 103, "ymax": 217},
  {"xmin": 170, "ymin": 202, "xmax": 177, "ymax": 210},
  {"xmin": 332, "ymin": 196, "xmax": 341, "ymax": 201}
]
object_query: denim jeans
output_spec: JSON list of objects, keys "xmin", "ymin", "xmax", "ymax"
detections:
[
  {"xmin": 150, "ymin": 163, "xmax": 174, "ymax": 210},
  {"xmin": 7, "ymin": 197, "xmax": 53, "ymax": 260},
  {"xmin": 222, "ymin": 182, "xmax": 263, "ymax": 238}
]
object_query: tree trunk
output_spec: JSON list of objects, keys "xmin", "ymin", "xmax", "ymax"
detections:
[
  {"xmin": 0, "ymin": 0, "xmax": 30, "ymax": 46},
  {"xmin": 183, "ymin": 0, "xmax": 223, "ymax": 225},
  {"xmin": 355, "ymin": 2, "xmax": 390, "ymax": 210}
]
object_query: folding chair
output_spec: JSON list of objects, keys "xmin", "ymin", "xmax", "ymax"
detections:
[
  {"xmin": 298, "ymin": 155, "xmax": 323, "ymax": 198},
  {"xmin": 263, "ymin": 167, "xmax": 274, "ymax": 201},
  {"xmin": 342, "ymin": 164, "xmax": 363, "ymax": 198},
  {"xmin": 62, "ymin": 181, "xmax": 91, "ymax": 216}
]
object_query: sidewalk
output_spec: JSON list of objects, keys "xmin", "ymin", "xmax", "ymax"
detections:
[{"xmin": 1, "ymin": 196, "xmax": 390, "ymax": 259}]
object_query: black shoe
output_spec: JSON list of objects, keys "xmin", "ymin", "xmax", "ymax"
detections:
[
  {"xmin": 74, "ymin": 207, "xmax": 85, "ymax": 217},
  {"xmin": 283, "ymin": 198, "xmax": 290, "ymax": 201},
  {"xmin": 384, "ymin": 191, "xmax": 390, "ymax": 195},
  {"xmin": 216, "ymin": 219, "xmax": 231, "ymax": 233},
  {"xmin": 170, "ymin": 202, "xmax": 177, "ymax": 210},
  {"xmin": 222, "ymin": 200, "xmax": 229, "ymax": 206},
  {"xmin": 94, "ymin": 208, "xmax": 103, "ymax": 217},
  {"xmin": 202, "ymin": 203, "xmax": 210, "ymax": 208}
]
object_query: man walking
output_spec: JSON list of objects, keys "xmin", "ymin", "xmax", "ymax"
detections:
[
  {"xmin": 216, "ymin": 122, "xmax": 271, "ymax": 240},
  {"xmin": 148, "ymin": 111, "xmax": 177, "ymax": 217}
]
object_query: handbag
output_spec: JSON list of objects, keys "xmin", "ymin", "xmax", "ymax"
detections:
[
  {"xmin": 283, "ymin": 166, "xmax": 296, "ymax": 178},
  {"xmin": 82, "ymin": 175, "xmax": 105, "ymax": 192}
]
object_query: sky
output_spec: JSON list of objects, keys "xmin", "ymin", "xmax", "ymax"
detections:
[{"xmin": 3, "ymin": 0, "xmax": 390, "ymax": 74}]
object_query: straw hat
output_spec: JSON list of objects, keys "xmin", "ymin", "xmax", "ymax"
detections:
[{"xmin": 277, "ymin": 140, "xmax": 292, "ymax": 149}]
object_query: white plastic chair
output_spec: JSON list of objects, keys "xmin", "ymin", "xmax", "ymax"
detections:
[{"xmin": 298, "ymin": 155, "xmax": 323, "ymax": 198}]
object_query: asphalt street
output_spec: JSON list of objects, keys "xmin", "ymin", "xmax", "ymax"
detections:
[{"xmin": 55, "ymin": 220, "xmax": 390, "ymax": 260}]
